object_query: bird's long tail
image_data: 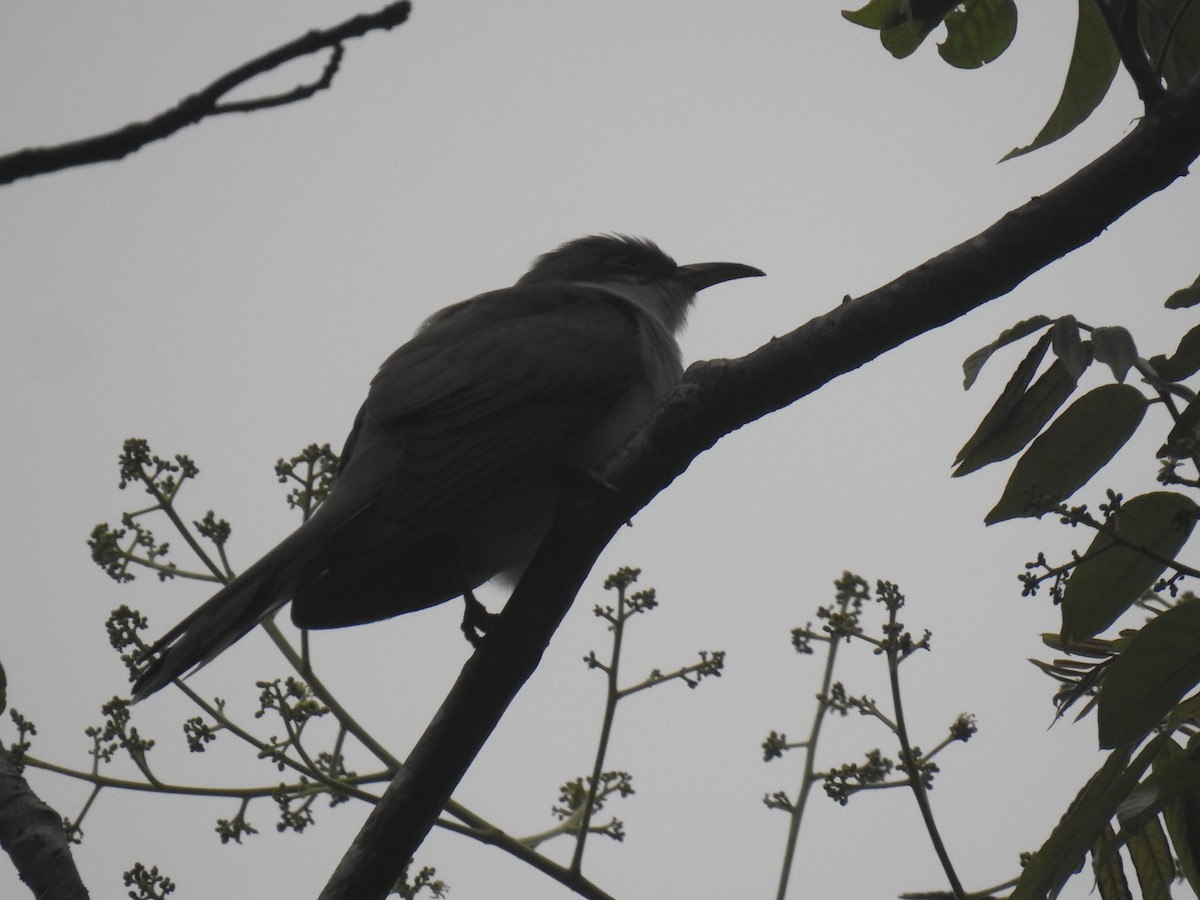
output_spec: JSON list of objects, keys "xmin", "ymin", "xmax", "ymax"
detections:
[{"xmin": 130, "ymin": 529, "xmax": 318, "ymax": 701}]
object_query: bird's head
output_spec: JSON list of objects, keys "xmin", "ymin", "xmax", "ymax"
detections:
[{"xmin": 517, "ymin": 234, "xmax": 763, "ymax": 332}]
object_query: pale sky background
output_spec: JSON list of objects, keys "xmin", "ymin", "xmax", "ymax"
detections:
[{"xmin": 3, "ymin": 2, "xmax": 1199, "ymax": 898}]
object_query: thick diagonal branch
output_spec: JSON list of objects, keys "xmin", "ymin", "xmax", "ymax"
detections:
[
  {"xmin": 321, "ymin": 72, "xmax": 1200, "ymax": 900},
  {"xmin": 0, "ymin": 746, "xmax": 87, "ymax": 900},
  {"xmin": 0, "ymin": 2, "xmax": 411, "ymax": 186}
]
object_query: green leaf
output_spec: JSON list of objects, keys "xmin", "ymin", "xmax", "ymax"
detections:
[
  {"xmin": 958, "ymin": 330, "xmax": 1054, "ymax": 466},
  {"xmin": 1099, "ymin": 598, "xmax": 1200, "ymax": 748},
  {"xmin": 1141, "ymin": 0, "xmax": 1200, "ymax": 91},
  {"xmin": 1159, "ymin": 392, "xmax": 1200, "ymax": 458},
  {"xmin": 843, "ymin": 0, "xmax": 963, "ymax": 58},
  {"xmin": 986, "ymin": 385, "xmax": 1147, "ymax": 524},
  {"xmin": 1092, "ymin": 824, "xmax": 1133, "ymax": 900},
  {"xmin": 1149, "ymin": 324, "xmax": 1200, "ymax": 381},
  {"xmin": 1165, "ymin": 273, "xmax": 1200, "ymax": 309},
  {"xmin": 1159, "ymin": 739, "xmax": 1200, "ymax": 897},
  {"xmin": 882, "ymin": 19, "xmax": 930, "ymax": 57},
  {"xmin": 842, "ymin": 0, "xmax": 905, "ymax": 29},
  {"xmin": 962, "ymin": 315, "xmax": 1053, "ymax": 389},
  {"xmin": 1052, "ymin": 315, "xmax": 1088, "ymax": 378},
  {"xmin": 1002, "ymin": 0, "xmax": 1119, "ymax": 160},
  {"xmin": 1062, "ymin": 492, "xmax": 1198, "ymax": 644},
  {"xmin": 938, "ymin": 0, "xmax": 1018, "ymax": 68},
  {"xmin": 954, "ymin": 358, "xmax": 1080, "ymax": 476},
  {"xmin": 1126, "ymin": 814, "xmax": 1176, "ymax": 899},
  {"xmin": 1092, "ymin": 326, "xmax": 1139, "ymax": 383},
  {"xmin": 1011, "ymin": 736, "xmax": 1170, "ymax": 900}
]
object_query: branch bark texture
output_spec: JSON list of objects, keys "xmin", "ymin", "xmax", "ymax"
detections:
[
  {"xmin": 0, "ymin": 747, "xmax": 87, "ymax": 900},
  {"xmin": 321, "ymin": 70, "xmax": 1200, "ymax": 900},
  {"xmin": 0, "ymin": 2, "xmax": 411, "ymax": 187}
]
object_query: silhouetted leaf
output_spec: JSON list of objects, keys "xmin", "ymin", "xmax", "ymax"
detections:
[
  {"xmin": 1126, "ymin": 814, "xmax": 1175, "ymax": 898},
  {"xmin": 842, "ymin": 0, "xmax": 904, "ymax": 29},
  {"xmin": 962, "ymin": 315, "xmax": 1053, "ymax": 389},
  {"xmin": 882, "ymin": 19, "xmax": 929, "ymax": 57},
  {"xmin": 1062, "ymin": 492, "xmax": 1198, "ymax": 644},
  {"xmin": 1003, "ymin": 0, "xmax": 1119, "ymax": 160},
  {"xmin": 958, "ymin": 330, "xmax": 1054, "ymax": 466},
  {"xmin": 1010, "ymin": 737, "xmax": 1169, "ymax": 900},
  {"xmin": 986, "ymin": 385, "xmax": 1147, "ymax": 524},
  {"xmin": 1092, "ymin": 326, "xmax": 1139, "ymax": 383},
  {"xmin": 1052, "ymin": 315, "xmax": 1088, "ymax": 378},
  {"xmin": 954, "ymin": 358, "xmax": 1080, "ymax": 476},
  {"xmin": 843, "ymin": 0, "xmax": 961, "ymax": 58},
  {"xmin": 1150, "ymin": 324, "xmax": 1200, "ymax": 381},
  {"xmin": 1092, "ymin": 824, "xmax": 1132, "ymax": 899},
  {"xmin": 1158, "ymin": 739, "xmax": 1200, "ymax": 897},
  {"xmin": 938, "ymin": 0, "xmax": 1018, "ymax": 68},
  {"xmin": 1141, "ymin": 0, "xmax": 1200, "ymax": 91},
  {"xmin": 1160, "ymin": 392, "xmax": 1200, "ymax": 459},
  {"xmin": 1100, "ymin": 598, "xmax": 1200, "ymax": 748},
  {"xmin": 1165, "ymin": 273, "xmax": 1200, "ymax": 309}
]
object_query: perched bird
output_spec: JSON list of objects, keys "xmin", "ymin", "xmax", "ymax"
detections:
[{"xmin": 132, "ymin": 235, "xmax": 763, "ymax": 700}]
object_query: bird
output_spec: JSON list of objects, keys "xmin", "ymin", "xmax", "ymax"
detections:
[{"xmin": 131, "ymin": 234, "xmax": 763, "ymax": 700}]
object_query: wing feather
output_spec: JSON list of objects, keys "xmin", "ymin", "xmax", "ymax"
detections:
[
  {"xmin": 334, "ymin": 284, "xmax": 646, "ymax": 534},
  {"xmin": 288, "ymin": 284, "xmax": 657, "ymax": 627}
]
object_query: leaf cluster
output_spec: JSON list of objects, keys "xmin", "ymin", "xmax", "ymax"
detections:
[
  {"xmin": 843, "ymin": 0, "xmax": 1200, "ymax": 157},
  {"xmin": 957, "ymin": 293, "xmax": 1200, "ymax": 896}
]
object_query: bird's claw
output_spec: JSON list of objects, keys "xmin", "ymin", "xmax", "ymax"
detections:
[{"xmin": 461, "ymin": 587, "xmax": 499, "ymax": 648}]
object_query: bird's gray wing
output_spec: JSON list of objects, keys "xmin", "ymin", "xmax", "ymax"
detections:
[
  {"xmin": 326, "ymin": 284, "xmax": 649, "ymax": 534},
  {"xmin": 133, "ymin": 285, "xmax": 654, "ymax": 695},
  {"xmin": 288, "ymin": 284, "xmax": 656, "ymax": 626}
]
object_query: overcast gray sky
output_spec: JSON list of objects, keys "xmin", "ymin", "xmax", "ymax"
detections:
[{"xmin": 3, "ymin": 2, "xmax": 1198, "ymax": 898}]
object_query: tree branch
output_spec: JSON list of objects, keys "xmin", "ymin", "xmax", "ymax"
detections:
[
  {"xmin": 0, "ymin": 2, "xmax": 411, "ymax": 187},
  {"xmin": 0, "ymin": 746, "xmax": 88, "ymax": 900},
  {"xmin": 318, "ymin": 67, "xmax": 1200, "ymax": 900}
]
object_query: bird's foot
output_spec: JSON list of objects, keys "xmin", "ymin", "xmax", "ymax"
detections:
[{"xmin": 461, "ymin": 587, "xmax": 499, "ymax": 648}]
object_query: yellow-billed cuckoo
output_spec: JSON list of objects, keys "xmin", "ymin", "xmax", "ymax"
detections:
[{"xmin": 132, "ymin": 234, "xmax": 763, "ymax": 700}]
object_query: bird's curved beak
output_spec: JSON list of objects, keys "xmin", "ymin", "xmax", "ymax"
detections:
[{"xmin": 675, "ymin": 261, "xmax": 765, "ymax": 293}]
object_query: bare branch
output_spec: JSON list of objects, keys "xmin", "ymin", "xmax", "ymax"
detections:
[
  {"xmin": 319, "ymin": 68, "xmax": 1200, "ymax": 900},
  {"xmin": 0, "ymin": 2, "xmax": 411, "ymax": 186},
  {"xmin": 213, "ymin": 44, "xmax": 346, "ymax": 116}
]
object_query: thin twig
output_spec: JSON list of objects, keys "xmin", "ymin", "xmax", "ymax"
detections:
[
  {"xmin": 571, "ymin": 593, "xmax": 627, "ymax": 874},
  {"xmin": 883, "ymin": 604, "xmax": 966, "ymax": 900},
  {"xmin": 0, "ymin": 2, "xmax": 411, "ymax": 185},
  {"xmin": 775, "ymin": 616, "xmax": 845, "ymax": 899}
]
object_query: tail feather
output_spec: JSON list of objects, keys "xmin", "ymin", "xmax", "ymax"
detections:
[
  {"xmin": 130, "ymin": 528, "xmax": 320, "ymax": 701},
  {"xmin": 130, "ymin": 575, "xmax": 282, "ymax": 701}
]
